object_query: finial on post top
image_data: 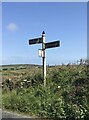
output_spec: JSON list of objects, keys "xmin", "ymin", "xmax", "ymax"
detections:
[{"xmin": 42, "ymin": 31, "xmax": 45, "ymax": 34}]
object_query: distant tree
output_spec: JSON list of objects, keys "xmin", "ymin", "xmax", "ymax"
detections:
[{"xmin": 79, "ymin": 58, "xmax": 84, "ymax": 65}]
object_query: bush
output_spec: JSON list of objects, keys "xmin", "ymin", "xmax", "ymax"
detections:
[{"xmin": 2, "ymin": 64, "xmax": 89, "ymax": 118}]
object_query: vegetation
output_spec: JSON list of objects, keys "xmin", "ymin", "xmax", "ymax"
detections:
[{"xmin": 1, "ymin": 62, "xmax": 89, "ymax": 119}]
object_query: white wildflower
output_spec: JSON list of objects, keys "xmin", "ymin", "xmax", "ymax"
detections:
[
  {"xmin": 23, "ymin": 79, "xmax": 27, "ymax": 82},
  {"xmin": 58, "ymin": 86, "xmax": 61, "ymax": 88}
]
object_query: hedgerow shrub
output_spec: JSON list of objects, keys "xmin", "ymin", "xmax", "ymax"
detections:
[{"xmin": 2, "ymin": 64, "xmax": 89, "ymax": 118}]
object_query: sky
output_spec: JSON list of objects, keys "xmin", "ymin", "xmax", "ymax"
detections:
[
  {"xmin": 2, "ymin": 2, "xmax": 87, "ymax": 65},
  {"xmin": 1, "ymin": 0, "xmax": 88, "ymax": 2}
]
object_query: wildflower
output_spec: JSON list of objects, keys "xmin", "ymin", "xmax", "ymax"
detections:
[
  {"xmin": 23, "ymin": 79, "xmax": 27, "ymax": 82},
  {"xmin": 58, "ymin": 86, "xmax": 61, "ymax": 88}
]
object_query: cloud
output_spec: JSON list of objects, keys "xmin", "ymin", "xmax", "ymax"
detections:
[{"xmin": 7, "ymin": 23, "xmax": 18, "ymax": 32}]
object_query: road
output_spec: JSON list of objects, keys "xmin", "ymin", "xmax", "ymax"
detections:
[
  {"xmin": 0, "ymin": 109, "xmax": 50, "ymax": 120},
  {"xmin": 0, "ymin": 109, "xmax": 33, "ymax": 119}
]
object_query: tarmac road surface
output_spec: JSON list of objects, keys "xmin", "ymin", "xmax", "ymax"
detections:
[
  {"xmin": 0, "ymin": 109, "xmax": 32, "ymax": 119},
  {"xmin": 0, "ymin": 109, "xmax": 50, "ymax": 120}
]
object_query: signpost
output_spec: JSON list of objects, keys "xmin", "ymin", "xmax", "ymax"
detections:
[
  {"xmin": 42, "ymin": 31, "xmax": 46, "ymax": 87},
  {"xmin": 29, "ymin": 37, "xmax": 42, "ymax": 45},
  {"xmin": 38, "ymin": 49, "xmax": 44, "ymax": 57},
  {"xmin": 45, "ymin": 41, "xmax": 60, "ymax": 49},
  {"xmin": 29, "ymin": 31, "xmax": 60, "ymax": 87}
]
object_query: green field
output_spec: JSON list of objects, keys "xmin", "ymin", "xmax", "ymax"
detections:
[{"xmin": 1, "ymin": 63, "xmax": 89, "ymax": 119}]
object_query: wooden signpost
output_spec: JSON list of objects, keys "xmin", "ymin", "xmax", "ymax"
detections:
[{"xmin": 29, "ymin": 31, "xmax": 60, "ymax": 86}]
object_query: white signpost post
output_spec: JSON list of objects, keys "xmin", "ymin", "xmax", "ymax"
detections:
[
  {"xmin": 42, "ymin": 31, "xmax": 46, "ymax": 87},
  {"xmin": 29, "ymin": 31, "xmax": 60, "ymax": 87}
]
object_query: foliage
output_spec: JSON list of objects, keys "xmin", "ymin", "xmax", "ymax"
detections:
[{"xmin": 2, "ymin": 64, "xmax": 89, "ymax": 118}]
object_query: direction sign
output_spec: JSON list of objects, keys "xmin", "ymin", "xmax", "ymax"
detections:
[
  {"xmin": 29, "ymin": 37, "xmax": 42, "ymax": 45},
  {"xmin": 38, "ymin": 49, "xmax": 44, "ymax": 57},
  {"xmin": 45, "ymin": 41, "xmax": 60, "ymax": 49}
]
